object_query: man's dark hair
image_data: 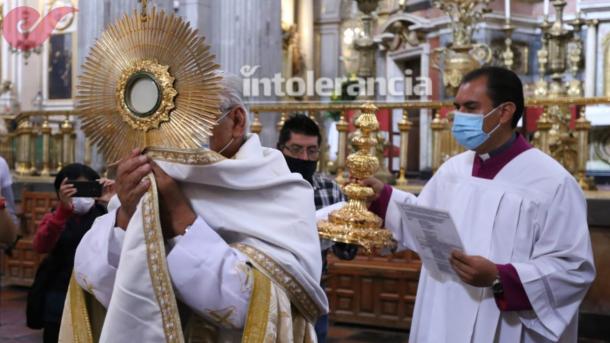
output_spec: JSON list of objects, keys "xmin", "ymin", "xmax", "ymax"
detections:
[
  {"xmin": 54, "ymin": 163, "xmax": 100, "ymax": 195},
  {"xmin": 277, "ymin": 114, "xmax": 322, "ymax": 148},
  {"xmin": 460, "ymin": 66, "xmax": 524, "ymax": 128}
]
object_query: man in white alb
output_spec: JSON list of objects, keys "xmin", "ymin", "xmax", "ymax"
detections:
[{"xmin": 328, "ymin": 66, "xmax": 595, "ymax": 342}]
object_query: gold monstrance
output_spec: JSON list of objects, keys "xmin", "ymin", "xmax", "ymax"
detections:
[
  {"xmin": 318, "ymin": 103, "xmax": 397, "ymax": 253},
  {"xmin": 78, "ymin": 2, "xmax": 221, "ymax": 163}
]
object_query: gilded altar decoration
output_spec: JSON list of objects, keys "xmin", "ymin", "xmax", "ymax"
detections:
[
  {"xmin": 532, "ymin": 1, "xmax": 594, "ymax": 189},
  {"xmin": 77, "ymin": 6, "xmax": 221, "ymax": 164},
  {"xmin": 354, "ymin": 0, "xmax": 381, "ymax": 78},
  {"xmin": 318, "ymin": 103, "xmax": 396, "ymax": 253},
  {"xmin": 431, "ymin": 0, "xmax": 492, "ymax": 95}
]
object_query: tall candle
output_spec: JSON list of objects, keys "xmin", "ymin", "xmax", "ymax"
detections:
[
  {"xmin": 544, "ymin": 0, "xmax": 549, "ymax": 16},
  {"xmin": 505, "ymin": 0, "xmax": 511, "ymax": 20},
  {"xmin": 576, "ymin": 0, "xmax": 581, "ymax": 13}
]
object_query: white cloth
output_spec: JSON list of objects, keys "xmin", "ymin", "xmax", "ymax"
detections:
[
  {"xmin": 75, "ymin": 209, "xmax": 252, "ymax": 332},
  {"xmin": 0, "ymin": 156, "xmax": 11, "ymax": 189},
  {"xmin": 74, "ymin": 134, "xmax": 327, "ymax": 342},
  {"xmin": 0, "ymin": 156, "xmax": 17, "ymax": 224},
  {"xmin": 382, "ymin": 149, "xmax": 595, "ymax": 343}
]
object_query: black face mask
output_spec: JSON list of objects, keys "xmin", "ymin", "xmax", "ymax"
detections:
[{"xmin": 284, "ymin": 155, "xmax": 317, "ymax": 185}]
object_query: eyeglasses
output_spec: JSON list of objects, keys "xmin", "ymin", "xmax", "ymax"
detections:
[{"xmin": 281, "ymin": 144, "xmax": 320, "ymax": 160}]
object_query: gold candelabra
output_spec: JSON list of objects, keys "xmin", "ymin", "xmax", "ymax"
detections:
[
  {"xmin": 534, "ymin": 17, "xmax": 551, "ymax": 98},
  {"xmin": 431, "ymin": 0, "xmax": 492, "ymax": 95},
  {"xmin": 575, "ymin": 108, "xmax": 595, "ymax": 190},
  {"xmin": 318, "ymin": 103, "xmax": 396, "ymax": 253},
  {"xmin": 335, "ymin": 113, "xmax": 349, "ymax": 185},
  {"xmin": 354, "ymin": 0, "xmax": 381, "ymax": 79},
  {"xmin": 395, "ymin": 110, "xmax": 412, "ymax": 187},
  {"xmin": 40, "ymin": 116, "xmax": 52, "ymax": 176},
  {"xmin": 501, "ymin": 19, "xmax": 515, "ymax": 70},
  {"xmin": 534, "ymin": 1, "xmax": 593, "ymax": 189},
  {"xmin": 15, "ymin": 119, "xmax": 33, "ymax": 175}
]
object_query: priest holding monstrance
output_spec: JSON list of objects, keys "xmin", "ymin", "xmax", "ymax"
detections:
[{"xmin": 59, "ymin": 6, "xmax": 326, "ymax": 343}]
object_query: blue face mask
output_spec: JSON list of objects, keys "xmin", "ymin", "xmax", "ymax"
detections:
[{"xmin": 451, "ymin": 105, "xmax": 502, "ymax": 150}]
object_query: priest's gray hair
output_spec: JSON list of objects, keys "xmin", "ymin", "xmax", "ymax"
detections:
[{"xmin": 215, "ymin": 70, "xmax": 252, "ymax": 128}]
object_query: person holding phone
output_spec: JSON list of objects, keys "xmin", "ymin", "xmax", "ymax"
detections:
[{"xmin": 31, "ymin": 163, "xmax": 115, "ymax": 343}]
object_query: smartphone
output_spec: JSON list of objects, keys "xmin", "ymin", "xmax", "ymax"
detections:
[{"xmin": 69, "ymin": 181, "xmax": 103, "ymax": 198}]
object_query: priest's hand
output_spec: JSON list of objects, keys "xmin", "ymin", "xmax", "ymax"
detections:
[
  {"xmin": 151, "ymin": 161, "xmax": 196, "ymax": 239},
  {"xmin": 449, "ymin": 250, "xmax": 498, "ymax": 287},
  {"xmin": 116, "ymin": 149, "xmax": 152, "ymax": 229}
]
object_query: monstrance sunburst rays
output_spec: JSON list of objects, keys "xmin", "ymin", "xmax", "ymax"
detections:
[{"xmin": 78, "ymin": 7, "xmax": 221, "ymax": 164}]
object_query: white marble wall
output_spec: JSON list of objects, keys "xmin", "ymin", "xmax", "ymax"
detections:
[
  {"xmin": 314, "ymin": 0, "xmax": 343, "ymax": 81},
  {"xmin": 581, "ymin": 2, "xmax": 610, "ymax": 98},
  {"xmin": 177, "ymin": 0, "xmax": 283, "ymax": 146}
]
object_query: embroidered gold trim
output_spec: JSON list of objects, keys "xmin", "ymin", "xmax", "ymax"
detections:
[
  {"xmin": 68, "ymin": 273, "xmax": 94, "ymax": 343},
  {"xmin": 205, "ymin": 306, "xmax": 237, "ymax": 329},
  {"xmin": 242, "ymin": 269, "xmax": 271, "ymax": 343},
  {"xmin": 141, "ymin": 174, "xmax": 184, "ymax": 343},
  {"xmin": 145, "ymin": 147, "xmax": 225, "ymax": 165},
  {"xmin": 235, "ymin": 244, "xmax": 323, "ymax": 323}
]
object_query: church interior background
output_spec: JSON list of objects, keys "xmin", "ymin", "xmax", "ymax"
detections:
[{"xmin": 0, "ymin": 0, "xmax": 609, "ymax": 341}]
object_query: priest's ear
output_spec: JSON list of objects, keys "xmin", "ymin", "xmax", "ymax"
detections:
[
  {"xmin": 230, "ymin": 107, "xmax": 248, "ymax": 138},
  {"xmin": 498, "ymin": 102, "xmax": 517, "ymax": 126}
]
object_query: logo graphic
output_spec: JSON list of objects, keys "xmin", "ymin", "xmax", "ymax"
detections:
[{"xmin": 3, "ymin": 6, "xmax": 77, "ymax": 51}]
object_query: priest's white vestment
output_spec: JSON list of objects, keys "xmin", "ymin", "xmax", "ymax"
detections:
[{"xmin": 59, "ymin": 134, "xmax": 327, "ymax": 343}]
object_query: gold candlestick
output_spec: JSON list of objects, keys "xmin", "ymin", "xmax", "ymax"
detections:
[
  {"xmin": 61, "ymin": 116, "xmax": 75, "ymax": 166},
  {"xmin": 40, "ymin": 115, "xmax": 52, "ymax": 176},
  {"xmin": 430, "ymin": 112, "xmax": 448, "ymax": 172},
  {"xmin": 501, "ymin": 20, "xmax": 515, "ymax": 70},
  {"xmin": 53, "ymin": 133, "xmax": 63, "ymax": 173},
  {"xmin": 396, "ymin": 109, "xmax": 412, "ymax": 186},
  {"xmin": 534, "ymin": 17, "xmax": 551, "ymax": 98},
  {"xmin": 575, "ymin": 108, "xmax": 595, "ymax": 190},
  {"xmin": 318, "ymin": 102, "xmax": 396, "ymax": 253},
  {"xmin": 250, "ymin": 111, "xmax": 262, "ymax": 134},
  {"xmin": 276, "ymin": 112, "xmax": 288, "ymax": 131},
  {"xmin": 567, "ymin": 11, "xmax": 585, "ymax": 97},
  {"xmin": 29, "ymin": 122, "xmax": 38, "ymax": 175},
  {"xmin": 15, "ymin": 118, "xmax": 33, "ymax": 176},
  {"xmin": 335, "ymin": 112, "xmax": 349, "ymax": 185},
  {"xmin": 536, "ymin": 108, "xmax": 553, "ymax": 155}
]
